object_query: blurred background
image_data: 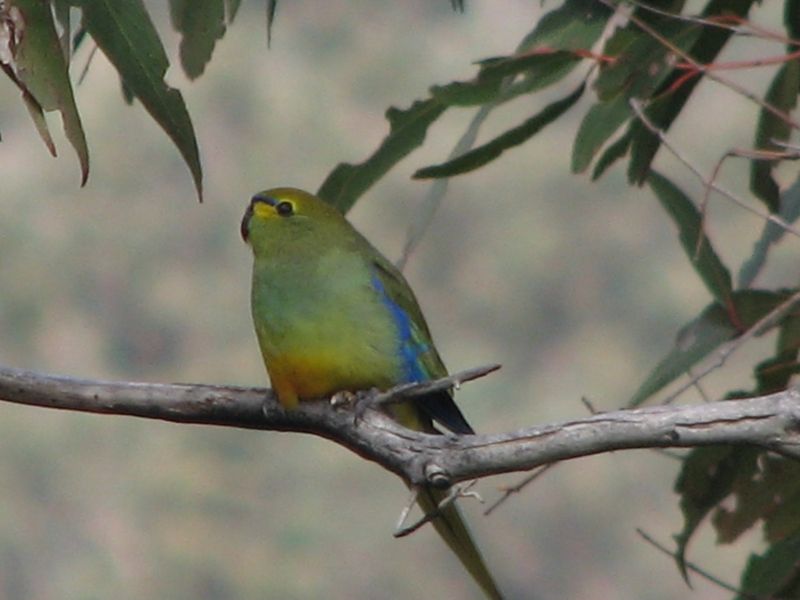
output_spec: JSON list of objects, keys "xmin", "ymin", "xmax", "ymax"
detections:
[{"xmin": 0, "ymin": 1, "xmax": 790, "ymax": 598}]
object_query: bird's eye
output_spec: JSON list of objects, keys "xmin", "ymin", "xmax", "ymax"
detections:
[{"xmin": 276, "ymin": 201, "xmax": 294, "ymax": 216}]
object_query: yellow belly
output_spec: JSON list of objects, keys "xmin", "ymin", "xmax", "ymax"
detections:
[{"xmin": 266, "ymin": 348, "xmax": 396, "ymax": 408}]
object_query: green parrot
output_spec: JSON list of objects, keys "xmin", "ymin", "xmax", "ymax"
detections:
[{"xmin": 241, "ymin": 187, "xmax": 503, "ymax": 599}]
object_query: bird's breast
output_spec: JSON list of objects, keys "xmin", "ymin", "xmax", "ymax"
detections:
[{"xmin": 252, "ymin": 253, "xmax": 403, "ymax": 405}]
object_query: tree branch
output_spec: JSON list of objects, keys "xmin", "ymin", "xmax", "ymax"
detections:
[{"xmin": 1, "ymin": 364, "xmax": 799, "ymax": 489}]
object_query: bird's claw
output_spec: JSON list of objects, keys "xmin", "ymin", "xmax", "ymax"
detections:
[{"xmin": 330, "ymin": 390, "xmax": 358, "ymax": 408}]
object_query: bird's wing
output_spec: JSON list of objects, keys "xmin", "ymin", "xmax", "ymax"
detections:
[{"xmin": 369, "ymin": 253, "xmax": 474, "ymax": 435}]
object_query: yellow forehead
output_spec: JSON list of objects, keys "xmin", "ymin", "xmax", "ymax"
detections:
[{"xmin": 252, "ymin": 201, "xmax": 278, "ymax": 219}]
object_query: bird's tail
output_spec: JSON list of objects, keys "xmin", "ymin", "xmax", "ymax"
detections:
[{"xmin": 417, "ymin": 486, "xmax": 504, "ymax": 600}]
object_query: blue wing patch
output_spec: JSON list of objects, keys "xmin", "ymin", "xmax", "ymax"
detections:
[{"xmin": 370, "ymin": 273, "xmax": 430, "ymax": 383}]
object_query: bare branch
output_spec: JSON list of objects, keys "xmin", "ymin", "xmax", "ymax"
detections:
[{"xmin": 1, "ymin": 364, "xmax": 800, "ymax": 489}]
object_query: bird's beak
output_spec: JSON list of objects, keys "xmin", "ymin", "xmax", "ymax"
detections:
[{"xmin": 241, "ymin": 203, "xmax": 254, "ymax": 243}]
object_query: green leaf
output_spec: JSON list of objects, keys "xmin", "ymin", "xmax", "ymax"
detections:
[
  {"xmin": 594, "ymin": 20, "xmax": 701, "ymax": 101},
  {"xmin": 626, "ymin": 0, "xmax": 757, "ymax": 184},
  {"xmin": 224, "ymin": 0, "xmax": 242, "ymax": 22},
  {"xmin": 170, "ymin": 0, "xmax": 226, "ymax": 80},
  {"xmin": 750, "ymin": 60, "xmax": 800, "ymax": 212},
  {"xmin": 517, "ymin": 0, "xmax": 612, "ymax": 53},
  {"xmin": 628, "ymin": 290, "xmax": 788, "ymax": 406},
  {"xmin": 714, "ymin": 455, "xmax": 800, "ymax": 544},
  {"xmin": 9, "ymin": 0, "xmax": 89, "ymax": 184},
  {"xmin": 674, "ymin": 446, "xmax": 759, "ymax": 581},
  {"xmin": 432, "ymin": 0, "xmax": 610, "ymax": 108},
  {"xmin": 430, "ymin": 50, "xmax": 579, "ymax": 107},
  {"xmin": 53, "ymin": 0, "xmax": 71, "ymax": 57},
  {"xmin": 754, "ymin": 310, "xmax": 800, "ymax": 393},
  {"xmin": 267, "ymin": 0, "xmax": 277, "ymax": 46},
  {"xmin": 0, "ymin": 59, "xmax": 56, "ymax": 155},
  {"xmin": 576, "ymin": 8, "xmax": 700, "ymax": 181},
  {"xmin": 19, "ymin": 84, "xmax": 56, "ymax": 155},
  {"xmin": 785, "ymin": 0, "xmax": 800, "ymax": 40},
  {"xmin": 629, "ymin": 301, "xmax": 736, "ymax": 407},
  {"xmin": 415, "ymin": 83, "xmax": 584, "ymax": 179},
  {"xmin": 648, "ymin": 172, "xmax": 732, "ymax": 305},
  {"xmin": 739, "ymin": 174, "xmax": 800, "ymax": 288},
  {"xmin": 74, "ymin": 0, "xmax": 203, "ymax": 201},
  {"xmin": 317, "ymin": 99, "xmax": 447, "ymax": 214},
  {"xmin": 591, "ymin": 129, "xmax": 631, "ymax": 180},
  {"xmin": 572, "ymin": 93, "xmax": 631, "ymax": 173},
  {"xmin": 321, "ymin": 0, "xmax": 610, "ymax": 210},
  {"xmin": 738, "ymin": 532, "xmax": 800, "ymax": 600}
]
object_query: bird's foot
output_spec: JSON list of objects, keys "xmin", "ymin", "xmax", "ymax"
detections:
[
  {"xmin": 330, "ymin": 390, "xmax": 358, "ymax": 409},
  {"xmin": 351, "ymin": 388, "xmax": 382, "ymax": 425}
]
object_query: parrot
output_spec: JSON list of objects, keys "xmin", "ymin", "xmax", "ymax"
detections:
[{"xmin": 241, "ymin": 187, "xmax": 503, "ymax": 599}]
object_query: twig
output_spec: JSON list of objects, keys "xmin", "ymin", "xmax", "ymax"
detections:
[
  {"xmin": 635, "ymin": 528, "xmax": 757, "ymax": 598},
  {"xmin": 366, "ymin": 364, "xmax": 502, "ymax": 408},
  {"xmin": 662, "ymin": 288, "xmax": 800, "ymax": 405},
  {"xmin": 603, "ymin": 0, "xmax": 800, "ymax": 133},
  {"xmin": 629, "ymin": 98, "xmax": 800, "ymax": 239},
  {"xmin": 397, "ymin": 103, "xmax": 493, "ymax": 271},
  {"xmin": 394, "ymin": 480, "xmax": 480, "ymax": 538},
  {"xmin": 627, "ymin": 0, "xmax": 800, "ymax": 49},
  {"xmin": 694, "ymin": 146, "xmax": 800, "ymax": 259},
  {"xmin": 484, "ymin": 464, "xmax": 555, "ymax": 516},
  {"xmin": 623, "ymin": 1, "xmax": 750, "ymax": 37}
]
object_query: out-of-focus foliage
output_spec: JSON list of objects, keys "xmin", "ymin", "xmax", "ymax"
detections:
[
  {"xmin": 3, "ymin": 0, "xmax": 800, "ymax": 598},
  {"xmin": 0, "ymin": 0, "xmax": 463, "ymax": 200}
]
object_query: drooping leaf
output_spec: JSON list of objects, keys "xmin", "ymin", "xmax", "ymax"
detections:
[
  {"xmin": 628, "ymin": 301, "xmax": 736, "ymax": 407},
  {"xmin": 629, "ymin": 290, "xmax": 789, "ymax": 406},
  {"xmin": 398, "ymin": 102, "xmax": 494, "ymax": 271},
  {"xmin": 320, "ymin": 0, "xmax": 611, "ymax": 212},
  {"xmin": 576, "ymin": 15, "xmax": 701, "ymax": 178},
  {"xmin": 430, "ymin": 50, "xmax": 579, "ymax": 107},
  {"xmin": 517, "ymin": 0, "xmax": 611, "ymax": 53},
  {"xmin": 750, "ymin": 60, "xmax": 800, "ymax": 212},
  {"xmin": 415, "ymin": 83, "xmax": 584, "ymax": 179},
  {"xmin": 785, "ymin": 0, "xmax": 800, "ymax": 43},
  {"xmin": 317, "ymin": 99, "xmax": 446, "ymax": 214},
  {"xmin": 224, "ymin": 0, "xmax": 242, "ymax": 23},
  {"xmin": 53, "ymin": 0, "xmax": 70, "ymax": 57},
  {"xmin": 674, "ymin": 446, "xmax": 760, "ymax": 581},
  {"xmin": 737, "ymin": 532, "xmax": 800, "ymax": 600},
  {"xmin": 266, "ymin": 0, "xmax": 277, "ymax": 46},
  {"xmin": 648, "ymin": 172, "xmax": 732, "ymax": 305},
  {"xmin": 591, "ymin": 129, "xmax": 631, "ymax": 180},
  {"xmin": 18, "ymin": 82, "xmax": 55, "ymax": 155},
  {"xmin": 594, "ymin": 19, "xmax": 701, "ymax": 101},
  {"xmin": 8, "ymin": 0, "xmax": 89, "ymax": 184},
  {"xmin": 753, "ymin": 308, "xmax": 800, "ymax": 393},
  {"xmin": 714, "ymin": 455, "xmax": 800, "ymax": 545},
  {"xmin": 432, "ymin": 0, "xmax": 610, "ymax": 108},
  {"xmin": 575, "ymin": 4, "xmax": 691, "ymax": 176},
  {"xmin": 0, "ymin": 59, "xmax": 56, "ymax": 155},
  {"xmin": 73, "ymin": 0, "xmax": 203, "ymax": 201},
  {"xmin": 572, "ymin": 93, "xmax": 631, "ymax": 173},
  {"xmin": 170, "ymin": 0, "xmax": 226, "ymax": 80},
  {"xmin": 739, "ymin": 174, "xmax": 800, "ymax": 288},
  {"xmin": 626, "ymin": 0, "xmax": 757, "ymax": 184}
]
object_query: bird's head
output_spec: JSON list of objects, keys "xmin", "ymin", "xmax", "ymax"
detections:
[{"xmin": 241, "ymin": 187, "xmax": 348, "ymax": 251}]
